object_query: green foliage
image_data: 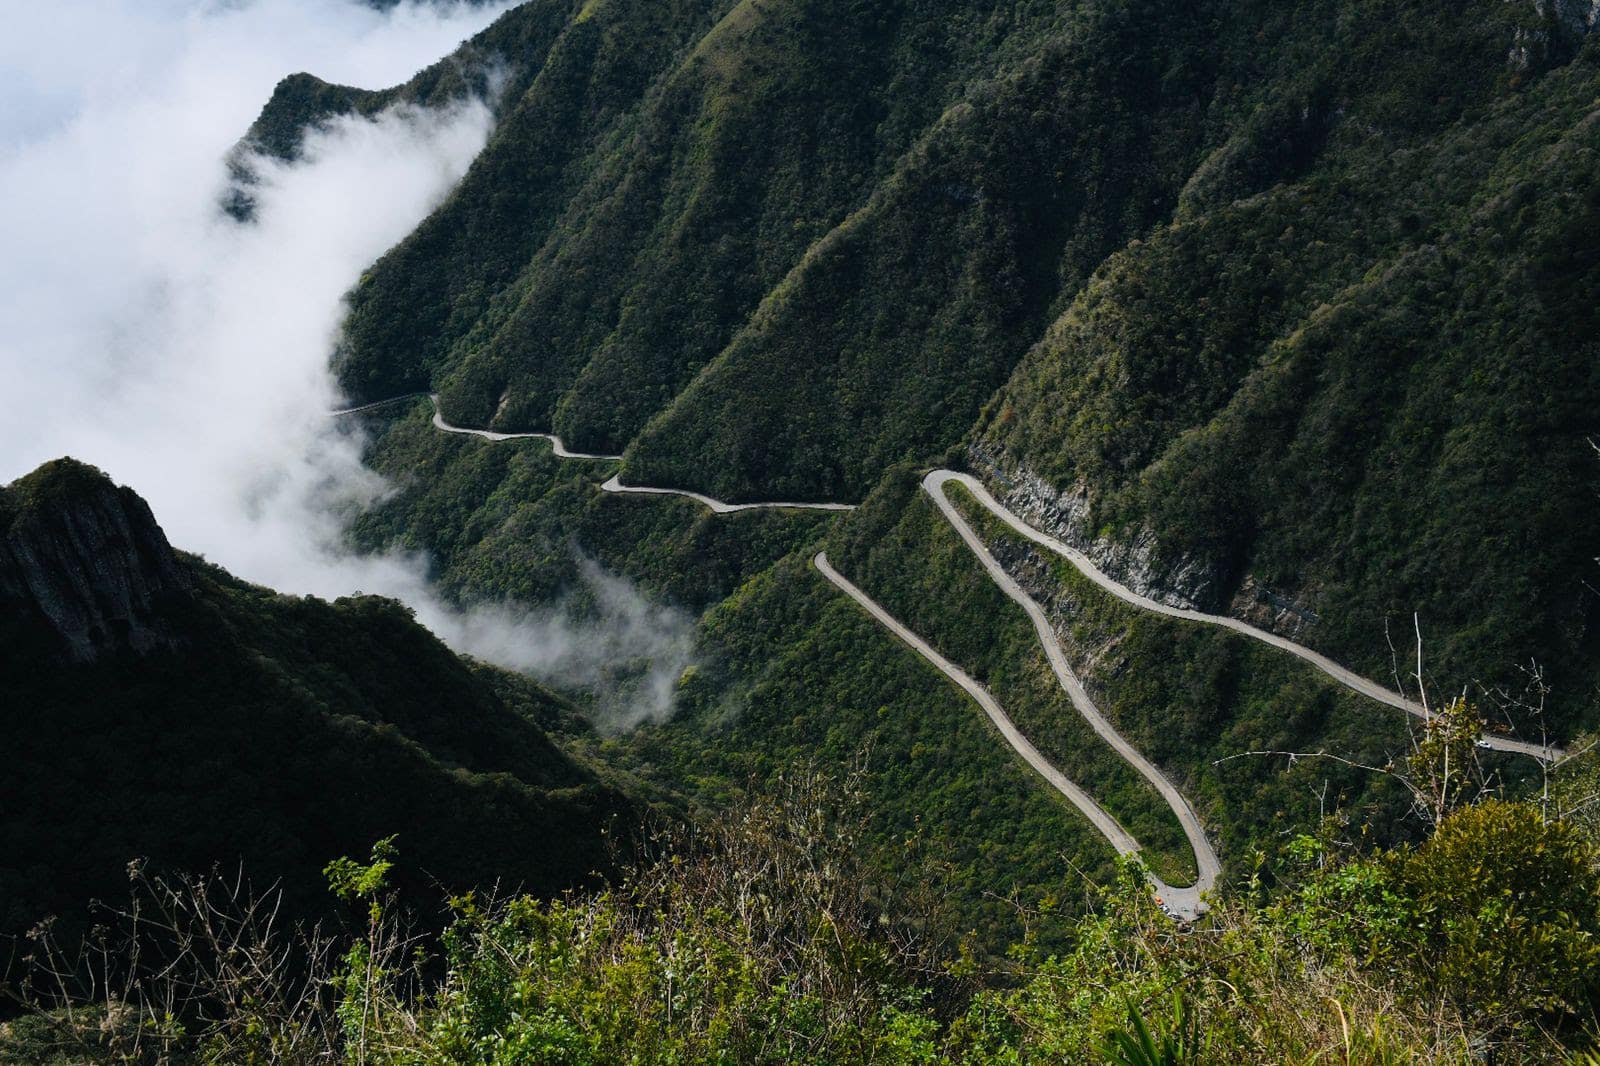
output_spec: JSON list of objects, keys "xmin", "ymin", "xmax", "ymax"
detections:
[
  {"xmin": 1291, "ymin": 800, "xmax": 1600, "ymax": 1028},
  {"xmin": 335, "ymin": 0, "xmax": 1556, "ymax": 504},
  {"xmin": 397, "ymin": 801, "xmax": 1600, "ymax": 1061},
  {"xmin": 325, "ymin": 836, "xmax": 398, "ymax": 907},
  {"xmin": 939, "ymin": 478, "xmax": 1421, "ymax": 872},
  {"xmin": 1396, "ymin": 800, "xmax": 1600, "ymax": 1019},
  {"xmin": 0, "ymin": 537, "xmax": 635, "ymax": 940},
  {"xmin": 823, "ymin": 471, "xmax": 1200, "ymax": 884},
  {"xmin": 979, "ymin": 30, "xmax": 1600, "ymax": 732},
  {"xmin": 345, "ymin": 416, "xmax": 1155, "ymax": 951},
  {"xmin": 309, "ymin": 0, "xmax": 1600, "ymax": 948},
  {"xmin": 161, "ymin": 5, "xmax": 1600, "ymax": 1058},
  {"xmin": 11, "ymin": 785, "xmax": 1600, "ymax": 1063},
  {"xmin": 414, "ymin": 895, "xmax": 947, "ymax": 1064},
  {"xmin": 0, "ymin": 456, "xmax": 119, "ymax": 518},
  {"xmin": 1098, "ymin": 994, "xmax": 1205, "ymax": 1066},
  {"xmin": 1404, "ymin": 696, "xmax": 1491, "ymax": 826},
  {"xmin": 616, "ymin": 544, "xmax": 1121, "ymax": 954},
  {"xmin": 349, "ymin": 400, "xmax": 831, "ymax": 616},
  {"xmin": 327, "ymin": 839, "xmax": 407, "ymax": 1065}
]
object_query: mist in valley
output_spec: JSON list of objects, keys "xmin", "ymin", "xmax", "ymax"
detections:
[{"xmin": 0, "ymin": 0, "xmax": 695, "ymax": 726}]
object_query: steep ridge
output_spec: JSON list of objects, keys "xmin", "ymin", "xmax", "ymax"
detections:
[
  {"xmin": 620, "ymin": 0, "xmax": 1229, "ymax": 501},
  {"xmin": 973, "ymin": 35, "xmax": 1600, "ymax": 727},
  {"xmin": 1, "ymin": 459, "xmax": 192, "ymax": 662},
  {"xmin": 318, "ymin": 0, "xmax": 733, "ymax": 403},
  {"xmin": 1, "ymin": 460, "xmax": 637, "ymax": 938},
  {"xmin": 315, "ymin": 0, "xmax": 1600, "ymax": 735}
]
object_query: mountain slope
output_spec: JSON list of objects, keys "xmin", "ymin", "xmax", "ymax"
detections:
[
  {"xmin": 975, "ymin": 32, "xmax": 1600, "ymax": 729},
  {"xmin": 0, "ymin": 459, "xmax": 636, "ymax": 936},
  {"xmin": 304, "ymin": 0, "xmax": 1600, "ymax": 731}
]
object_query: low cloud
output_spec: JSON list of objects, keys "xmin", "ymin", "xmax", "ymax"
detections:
[
  {"xmin": 443, "ymin": 556, "xmax": 698, "ymax": 730},
  {"xmin": 0, "ymin": 0, "xmax": 695, "ymax": 727}
]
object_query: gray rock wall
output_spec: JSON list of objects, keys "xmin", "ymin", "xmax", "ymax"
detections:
[{"xmin": 964, "ymin": 442, "xmax": 1217, "ymax": 611}]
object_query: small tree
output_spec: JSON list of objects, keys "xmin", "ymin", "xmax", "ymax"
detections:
[
  {"xmin": 323, "ymin": 836, "xmax": 424, "ymax": 1066},
  {"xmin": 1395, "ymin": 799, "xmax": 1600, "ymax": 1025},
  {"xmin": 1404, "ymin": 696, "xmax": 1485, "ymax": 828}
]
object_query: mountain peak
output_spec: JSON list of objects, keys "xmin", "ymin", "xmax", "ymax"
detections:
[{"xmin": 1, "ymin": 459, "xmax": 192, "ymax": 662}]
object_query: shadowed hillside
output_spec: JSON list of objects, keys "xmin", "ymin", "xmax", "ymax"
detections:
[{"xmin": 0, "ymin": 459, "xmax": 638, "ymax": 937}]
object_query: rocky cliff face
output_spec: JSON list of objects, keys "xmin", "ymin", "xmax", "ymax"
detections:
[
  {"xmin": 1512, "ymin": 0, "xmax": 1600, "ymax": 67},
  {"xmin": 965, "ymin": 441, "xmax": 1218, "ymax": 612},
  {"xmin": 1545, "ymin": 0, "xmax": 1600, "ymax": 34},
  {"xmin": 1, "ymin": 459, "xmax": 192, "ymax": 662},
  {"xmin": 965, "ymin": 443, "xmax": 1332, "ymax": 643}
]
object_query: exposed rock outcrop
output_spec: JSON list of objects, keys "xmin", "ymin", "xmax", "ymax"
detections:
[
  {"xmin": 1511, "ymin": 0, "xmax": 1600, "ymax": 69},
  {"xmin": 1544, "ymin": 0, "xmax": 1600, "ymax": 34},
  {"xmin": 1, "ymin": 459, "xmax": 192, "ymax": 662},
  {"xmin": 965, "ymin": 444, "xmax": 1330, "ymax": 644},
  {"xmin": 1227, "ymin": 575, "xmax": 1320, "ymax": 642},
  {"xmin": 965, "ymin": 442, "xmax": 1217, "ymax": 612}
]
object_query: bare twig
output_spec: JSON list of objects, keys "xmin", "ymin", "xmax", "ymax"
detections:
[{"xmin": 1413, "ymin": 613, "xmax": 1430, "ymax": 720}]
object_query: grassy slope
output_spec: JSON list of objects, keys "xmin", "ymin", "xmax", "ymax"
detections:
[
  {"xmin": 426, "ymin": 0, "xmax": 1087, "ymax": 457},
  {"xmin": 330, "ymin": 0, "xmax": 731, "ymax": 405},
  {"xmin": 825, "ymin": 470, "xmax": 1198, "ymax": 884}
]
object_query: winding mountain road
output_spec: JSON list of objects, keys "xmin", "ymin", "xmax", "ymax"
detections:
[
  {"xmin": 599, "ymin": 474, "xmax": 856, "ymax": 514},
  {"xmin": 333, "ymin": 391, "xmax": 1563, "ymax": 918},
  {"xmin": 430, "ymin": 395, "xmax": 623, "ymax": 460},
  {"xmin": 815, "ymin": 551, "xmax": 1211, "ymax": 918},
  {"xmin": 920, "ymin": 474, "xmax": 1221, "ymax": 910},
  {"xmin": 926, "ymin": 472, "xmax": 1561, "ymax": 764},
  {"xmin": 341, "ymin": 394, "xmax": 855, "ymax": 509}
]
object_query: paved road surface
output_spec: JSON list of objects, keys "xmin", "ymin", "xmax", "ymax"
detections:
[
  {"xmin": 429, "ymin": 395, "xmax": 623, "ymax": 459},
  {"xmin": 600, "ymin": 474, "xmax": 856, "ymax": 513},
  {"xmin": 916, "ymin": 473, "xmax": 1224, "ymax": 913},
  {"xmin": 342, "ymin": 394, "xmax": 856, "ymax": 508}
]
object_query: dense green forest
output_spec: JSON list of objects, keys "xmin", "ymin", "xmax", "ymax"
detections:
[
  {"xmin": 282, "ymin": 0, "xmax": 1589, "ymax": 949},
  {"xmin": 346, "ymin": 404, "xmax": 1518, "ymax": 949},
  {"xmin": 282, "ymin": 0, "xmax": 1600, "ymax": 734}
]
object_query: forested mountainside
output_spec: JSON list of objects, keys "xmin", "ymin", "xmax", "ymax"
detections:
[
  {"xmin": 251, "ymin": 0, "xmax": 1600, "ymax": 734},
  {"xmin": 0, "ymin": 459, "xmax": 636, "ymax": 938},
  {"xmin": 8, "ymin": 1, "xmax": 1600, "ymax": 1059},
  {"xmin": 236, "ymin": 0, "xmax": 1600, "ymax": 950}
]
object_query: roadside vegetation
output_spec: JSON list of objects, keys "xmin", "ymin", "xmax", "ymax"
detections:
[{"xmin": 8, "ymin": 731, "xmax": 1600, "ymax": 1063}]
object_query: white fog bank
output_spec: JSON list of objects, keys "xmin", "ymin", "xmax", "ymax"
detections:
[{"xmin": 0, "ymin": 0, "xmax": 695, "ymax": 727}]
